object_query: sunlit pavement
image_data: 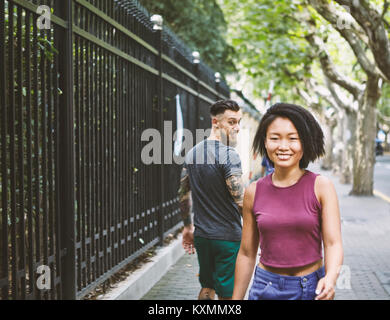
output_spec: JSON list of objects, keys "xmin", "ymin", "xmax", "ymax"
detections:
[{"xmin": 374, "ymin": 154, "xmax": 390, "ymax": 201}]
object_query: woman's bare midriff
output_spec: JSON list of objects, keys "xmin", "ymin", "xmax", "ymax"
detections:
[{"xmin": 258, "ymin": 259, "xmax": 323, "ymax": 277}]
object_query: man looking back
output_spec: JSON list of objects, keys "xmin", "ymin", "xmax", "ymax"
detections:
[{"xmin": 178, "ymin": 100, "xmax": 244, "ymax": 300}]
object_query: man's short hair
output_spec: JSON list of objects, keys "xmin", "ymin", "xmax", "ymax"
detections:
[
  {"xmin": 210, "ymin": 100, "xmax": 240, "ymax": 117},
  {"xmin": 252, "ymin": 103, "xmax": 325, "ymax": 169}
]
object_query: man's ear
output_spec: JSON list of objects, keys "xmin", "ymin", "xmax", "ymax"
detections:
[{"xmin": 211, "ymin": 117, "xmax": 219, "ymax": 128}]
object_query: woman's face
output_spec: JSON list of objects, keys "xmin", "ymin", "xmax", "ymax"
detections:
[{"xmin": 265, "ymin": 117, "xmax": 303, "ymax": 169}]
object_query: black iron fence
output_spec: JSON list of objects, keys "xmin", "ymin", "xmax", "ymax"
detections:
[{"xmin": 0, "ymin": 0, "xmax": 230, "ymax": 299}]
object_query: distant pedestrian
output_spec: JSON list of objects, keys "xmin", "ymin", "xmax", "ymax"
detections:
[
  {"xmin": 233, "ymin": 103, "xmax": 344, "ymax": 300},
  {"xmin": 260, "ymin": 155, "xmax": 274, "ymax": 177},
  {"xmin": 178, "ymin": 100, "xmax": 245, "ymax": 300}
]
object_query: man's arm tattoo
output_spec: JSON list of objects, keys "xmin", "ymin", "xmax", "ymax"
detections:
[
  {"xmin": 178, "ymin": 167, "xmax": 192, "ymax": 226},
  {"xmin": 226, "ymin": 175, "xmax": 244, "ymax": 214}
]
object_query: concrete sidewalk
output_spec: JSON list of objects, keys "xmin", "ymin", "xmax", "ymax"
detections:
[{"xmin": 141, "ymin": 161, "xmax": 390, "ymax": 300}]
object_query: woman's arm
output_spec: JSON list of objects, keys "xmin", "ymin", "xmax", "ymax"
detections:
[
  {"xmin": 315, "ymin": 175, "xmax": 344, "ymax": 300},
  {"xmin": 232, "ymin": 182, "xmax": 259, "ymax": 300}
]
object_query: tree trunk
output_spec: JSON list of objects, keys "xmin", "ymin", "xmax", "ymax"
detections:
[
  {"xmin": 332, "ymin": 111, "xmax": 344, "ymax": 176},
  {"xmin": 340, "ymin": 110, "xmax": 356, "ymax": 184},
  {"xmin": 321, "ymin": 119, "xmax": 335, "ymax": 170},
  {"xmin": 350, "ymin": 76, "xmax": 380, "ymax": 195}
]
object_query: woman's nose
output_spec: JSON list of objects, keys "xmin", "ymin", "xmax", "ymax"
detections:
[{"xmin": 278, "ymin": 140, "xmax": 290, "ymax": 149}]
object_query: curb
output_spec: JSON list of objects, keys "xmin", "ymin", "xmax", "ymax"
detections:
[
  {"xmin": 99, "ymin": 235, "xmax": 185, "ymax": 300},
  {"xmin": 374, "ymin": 189, "xmax": 390, "ymax": 204}
]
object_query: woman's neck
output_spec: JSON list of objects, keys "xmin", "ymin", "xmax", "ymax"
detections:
[{"xmin": 272, "ymin": 166, "xmax": 306, "ymax": 187}]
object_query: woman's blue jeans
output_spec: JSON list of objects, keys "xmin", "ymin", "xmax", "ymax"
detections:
[{"xmin": 248, "ymin": 265, "xmax": 326, "ymax": 300}]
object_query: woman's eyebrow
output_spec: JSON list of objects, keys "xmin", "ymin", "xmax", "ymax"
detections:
[{"xmin": 268, "ymin": 132, "xmax": 298, "ymax": 135}]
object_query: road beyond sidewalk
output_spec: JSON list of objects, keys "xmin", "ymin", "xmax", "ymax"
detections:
[{"xmin": 142, "ymin": 161, "xmax": 390, "ymax": 300}]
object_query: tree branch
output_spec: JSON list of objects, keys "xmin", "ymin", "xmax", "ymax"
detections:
[
  {"xmin": 304, "ymin": 77, "xmax": 343, "ymax": 113},
  {"xmin": 297, "ymin": 83, "xmax": 336, "ymax": 126},
  {"xmin": 324, "ymin": 76, "xmax": 356, "ymax": 114},
  {"xmin": 309, "ymin": 0, "xmax": 379, "ymax": 78},
  {"xmin": 381, "ymin": 0, "xmax": 389, "ymax": 19},
  {"xmin": 377, "ymin": 109, "xmax": 390, "ymax": 125},
  {"xmin": 304, "ymin": 30, "xmax": 364, "ymax": 99},
  {"xmin": 333, "ymin": 0, "xmax": 390, "ymax": 82},
  {"xmin": 296, "ymin": 86, "xmax": 322, "ymax": 112}
]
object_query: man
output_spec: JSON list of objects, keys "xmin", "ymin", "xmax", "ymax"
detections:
[{"xmin": 178, "ymin": 100, "xmax": 244, "ymax": 300}]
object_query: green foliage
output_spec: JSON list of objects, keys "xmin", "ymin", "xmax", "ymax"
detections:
[
  {"xmin": 140, "ymin": 0, "xmax": 236, "ymax": 76},
  {"xmin": 379, "ymin": 83, "xmax": 390, "ymax": 117},
  {"xmin": 1, "ymin": 2, "xmax": 61, "ymax": 250},
  {"xmin": 217, "ymin": 0, "xmax": 373, "ymax": 104},
  {"xmin": 218, "ymin": 0, "xmax": 316, "ymax": 101}
]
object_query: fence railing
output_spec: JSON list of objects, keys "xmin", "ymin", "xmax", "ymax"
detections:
[{"xmin": 0, "ymin": 0, "xmax": 229, "ymax": 300}]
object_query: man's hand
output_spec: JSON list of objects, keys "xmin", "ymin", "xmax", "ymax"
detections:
[{"xmin": 182, "ymin": 225, "xmax": 195, "ymax": 254}]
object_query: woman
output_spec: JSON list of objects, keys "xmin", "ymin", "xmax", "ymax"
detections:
[{"xmin": 232, "ymin": 103, "xmax": 343, "ymax": 300}]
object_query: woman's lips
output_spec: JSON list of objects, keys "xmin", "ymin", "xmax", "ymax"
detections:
[{"xmin": 276, "ymin": 153, "xmax": 292, "ymax": 160}]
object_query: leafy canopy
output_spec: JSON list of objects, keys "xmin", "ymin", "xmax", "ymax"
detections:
[{"xmin": 140, "ymin": 0, "xmax": 236, "ymax": 76}]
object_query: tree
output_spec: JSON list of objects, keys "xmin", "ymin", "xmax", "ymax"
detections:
[
  {"xmin": 140, "ymin": 0, "xmax": 236, "ymax": 76},
  {"xmin": 306, "ymin": 0, "xmax": 389, "ymax": 195},
  {"xmin": 219, "ymin": 0, "xmax": 390, "ymax": 195},
  {"xmin": 219, "ymin": 0, "xmax": 356, "ymax": 181},
  {"xmin": 217, "ymin": 0, "xmax": 315, "ymax": 102}
]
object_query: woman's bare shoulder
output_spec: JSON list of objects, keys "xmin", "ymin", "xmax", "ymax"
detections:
[
  {"xmin": 247, "ymin": 180, "xmax": 258, "ymax": 192},
  {"xmin": 244, "ymin": 180, "xmax": 258, "ymax": 200},
  {"xmin": 315, "ymin": 174, "xmax": 333, "ymax": 190},
  {"xmin": 314, "ymin": 174, "xmax": 336, "ymax": 204}
]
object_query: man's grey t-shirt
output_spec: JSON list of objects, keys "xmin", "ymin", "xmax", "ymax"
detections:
[{"xmin": 184, "ymin": 139, "xmax": 242, "ymax": 242}]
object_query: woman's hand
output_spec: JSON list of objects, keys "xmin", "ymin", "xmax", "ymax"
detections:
[{"xmin": 315, "ymin": 276, "xmax": 336, "ymax": 300}]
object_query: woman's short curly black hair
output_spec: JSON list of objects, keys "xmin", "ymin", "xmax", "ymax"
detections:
[{"xmin": 252, "ymin": 103, "xmax": 325, "ymax": 169}]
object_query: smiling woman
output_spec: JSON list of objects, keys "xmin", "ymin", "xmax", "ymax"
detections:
[
  {"xmin": 265, "ymin": 117, "xmax": 304, "ymax": 171},
  {"xmin": 253, "ymin": 103, "xmax": 325, "ymax": 170},
  {"xmin": 232, "ymin": 103, "xmax": 344, "ymax": 301}
]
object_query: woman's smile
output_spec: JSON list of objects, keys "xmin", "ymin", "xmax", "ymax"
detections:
[{"xmin": 276, "ymin": 153, "xmax": 293, "ymax": 160}]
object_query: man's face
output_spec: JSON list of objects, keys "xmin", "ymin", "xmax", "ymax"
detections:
[{"xmin": 213, "ymin": 109, "xmax": 242, "ymax": 147}]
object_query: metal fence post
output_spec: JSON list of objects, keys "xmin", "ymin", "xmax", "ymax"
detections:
[
  {"xmin": 215, "ymin": 72, "xmax": 221, "ymax": 100},
  {"xmin": 192, "ymin": 52, "xmax": 200, "ymax": 129},
  {"xmin": 58, "ymin": 0, "xmax": 76, "ymax": 299},
  {"xmin": 158, "ymin": 27, "xmax": 165, "ymax": 246},
  {"xmin": 151, "ymin": 15, "xmax": 165, "ymax": 246}
]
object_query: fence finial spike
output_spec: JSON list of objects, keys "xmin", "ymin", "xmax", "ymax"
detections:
[
  {"xmin": 150, "ymin": 14, "xmax": 163, "ymax": 30},
  {"xmin": 192, "ymin": 51, "xmax": 200, "ymax": 64},
  {"xmin": 215, "ymin": 72, "xmax": 221, "ymax": 83}
]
